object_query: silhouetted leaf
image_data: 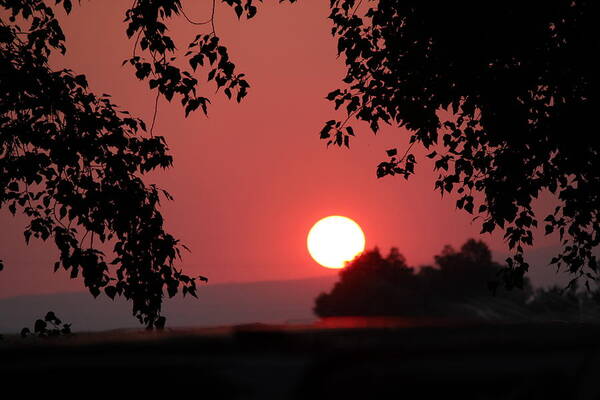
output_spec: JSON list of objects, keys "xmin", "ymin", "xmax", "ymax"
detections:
[
  {"xmin": 44, "ymin": 311, "xmax": 58, "ymax": 323},
  {"xmin": 34, "ymin": 319, "xmax": 47, "ymax": 333},
  {"xmin": 105, "ymin": 286, "xmax": 117, "ymax": 300}
]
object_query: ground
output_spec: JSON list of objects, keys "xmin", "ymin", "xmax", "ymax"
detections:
[{"xmin": 2, "ymin": 318, "xmax": 599, "ymax": 399}]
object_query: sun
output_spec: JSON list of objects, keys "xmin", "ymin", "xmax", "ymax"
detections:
[{"xmin": 307, "ymin": 216, "xmax": 366, "ymax": 269}]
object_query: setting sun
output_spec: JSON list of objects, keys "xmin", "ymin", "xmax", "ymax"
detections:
[{"xmin": 307, "ymin": 216, "xmax": 366, "ymax": 269}]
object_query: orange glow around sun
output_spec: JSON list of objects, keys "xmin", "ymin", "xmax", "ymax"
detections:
[{"xmin": 307, "ymin": 216, "xmax": 366, "ymax": 269}]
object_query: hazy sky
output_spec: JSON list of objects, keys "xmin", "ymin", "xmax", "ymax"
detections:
[{"xmin": 0, "ymin": 1, "xmax": 565, "ymax": 298}]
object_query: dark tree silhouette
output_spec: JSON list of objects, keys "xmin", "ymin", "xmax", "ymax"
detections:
[
  {"xmin": 431, "ymin": 240, "xmax": 532, "ymax": 304},
  {"xmin": 322, "ymin": 0, "xmax": 598, "ymax": 289},
  {"xmin": 527, "ymin": 283, "xmax": 600, "ymax": 322},
  {"xmin": 314, "ymin": 240, "xmax": 532, "ymax": 319},
  {"xmin": 315, "ymin": 247, "xmax": 421, "ymax": 317},
  {"xmin": 0, "ymin": 0, "xmax": 295, "ymax": 327}
]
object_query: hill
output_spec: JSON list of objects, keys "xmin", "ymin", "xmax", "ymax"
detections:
[{"xmin": 0, "ymin": 275, "xmax": 337, "ymax": 333}]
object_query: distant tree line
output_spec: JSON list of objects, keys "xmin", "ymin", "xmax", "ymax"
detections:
[{"xmin": 315, "ymin": 239, "xmax": 600, "ymax": 322}]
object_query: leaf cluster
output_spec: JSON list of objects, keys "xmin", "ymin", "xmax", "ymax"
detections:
[
  {"xmin": 123, "ymin": 0, "xmax": 297, "ymax": 120},
  {"xmin": 323, "ymin": 0, "xmax": 598, "ymax": 288},
  {"xmin": 20, "ymin": 311, "xmax": 72, "ymax": 338},
  {"xmin": 1, "ymin": 0, "xmax": 307, "ymax": 328},
  {"xmin": 1, "ymin": 0, "xmax": 214, "ymax": 328}
]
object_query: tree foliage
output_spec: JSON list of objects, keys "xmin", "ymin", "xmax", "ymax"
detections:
[
  {"xmin": 527, "ymin": 284, "xmax": 600, "ymax": 322},
  {"xmin": 314, "ymin": 239, "xmax": 533, "ymax": 319},
  {"xmin": 323, "ymin": 0, "xmax": 598, "ymax": 289},
  {"xmin": 0, "ymin": 0, "xmax": 294, "ymax": 328}
]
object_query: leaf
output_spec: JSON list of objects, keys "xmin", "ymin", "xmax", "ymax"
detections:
[
  {"xmin": 248, "ymin": 5, "xmax": 257, "ymax": 19},
  {"xmin": 480, "ymin": 221, "xmax": 495, "ymax": 234},
  {"xmin": 155, "ymin": 316, "xmax": 166, "ymax": 330},
  {"xmin": 74, "ymin": 74, "xmax": 87, "ymax": 88},
  {"xmin": 320, "ymin": 125, "xmax": 331, "ymax": 139},
  {"xmin": 234, "ymin": 4, "xmax": 243, "ymax": 18},
  {"xmin": 464, "ymin": 202, "xmax": 474, "ymax": 214},
  {"xmin": 207, "ymin": 69, "xmax": 216, "ymax": 81},
  {"xmin": 105, "ymin": 286, "xmax": 117, "ymax": 300},
  {"xmin": 34, "ymin": 319, "xmax": 47, "ymax": 333},
  {"xmin": 44, "ymin": 311, "xmax": 57, "ymax": 322}
]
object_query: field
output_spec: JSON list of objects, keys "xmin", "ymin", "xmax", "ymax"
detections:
[{"xmin": 2, "ymin": 318, "xmax": 600, "ymax": 399}]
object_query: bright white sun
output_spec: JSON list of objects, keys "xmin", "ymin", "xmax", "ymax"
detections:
[{"xmin": 307, "ymin": 215, "xmax": 366, "ymax": 269}]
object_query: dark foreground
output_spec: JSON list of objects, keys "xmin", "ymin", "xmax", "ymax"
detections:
[{"xmin": 2, "ymin": 319, "xmax": 600, "ymax": 399}]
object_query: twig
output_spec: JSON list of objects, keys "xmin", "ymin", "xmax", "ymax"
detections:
[{"xmin": 149, "ymin": 90, "xmax": 159, "ymax": 137}]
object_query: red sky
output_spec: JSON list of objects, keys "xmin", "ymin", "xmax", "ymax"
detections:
[{"xmin": 0, "ymin": 1, "xmax": 565, "ymax": 298}]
